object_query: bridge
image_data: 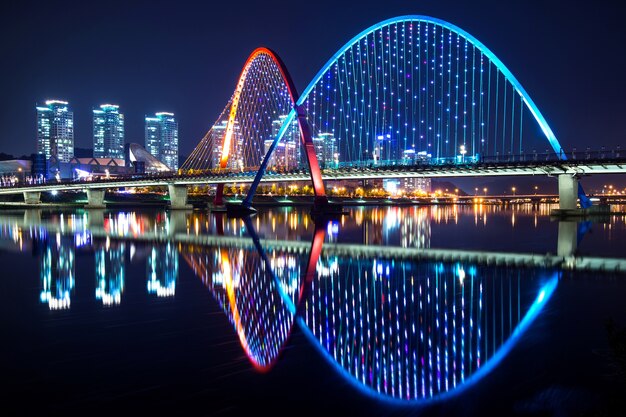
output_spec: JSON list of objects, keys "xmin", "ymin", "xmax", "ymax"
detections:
[
  {"xmin": 0, "ymin": 209, "xmax": 576, "ymax": 401},
  {"xmin": 1, "ymin": 155, "xmax": 624, "ymax": 209},
  {"xmin": 4, "ymin": 16, "xmax": 624, "ymax": 214},
  {"xmin": 2, "ymin": 208, "xmax": 623, "ymax": 400},
  {"xmin": 2, "ymin": 210, "xmax": 625, "ymax": 273}
]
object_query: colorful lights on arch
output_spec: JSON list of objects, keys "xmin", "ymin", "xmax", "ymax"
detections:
[
  {"xmin": 298, "ymin": 258, "xmax": 559, "ymax": 403},
  {"xmin": 295, "ymin": 15, "xmax": 564, "ymax": 162},
  {"xmin": 181, "ymin": 47, "xmax": 327, "ymax": 206},
  {"xmin": 184, "ymin": 16, "xmax": 567, "ymax": 206},
  {"xmin": 183, "ymin": 242, "xmax": 304, "ymax": 371}
]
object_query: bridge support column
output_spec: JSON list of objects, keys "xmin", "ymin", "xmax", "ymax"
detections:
[
  {"xmin": 552, "ymin": 174, "xmax": 610, "ymax": 217},
  {"xmin": 168, "ymin": 184, "xmax": 192, "ymax": 210},
  {"xmin": 85, "ymin": 189, "xmax": 106, "ymax": 209},
  {"xmin": 87, "ymin": 209, "xmax": 105, "ymax": 229},
  {"xmin": 167, "ymin": 210, "xmax": 188, "ymax": 234},
  {"xmin": 558, "ymin": 174, "xmax": 578, "ymax": 211},
  {"xmin": 557, "ymin": 220, "xmax": 577, "ymax": 257},
  {"xmin": 24, "ymin": 209, "xmax": 42, "ymax": 223},
  {"xmin": 23, "ymin": 191, "xmax": 41, "ymax": 204}
]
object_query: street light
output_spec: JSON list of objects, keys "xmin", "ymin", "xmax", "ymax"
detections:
[
  {"xmin": 512, "ymin": 186, "xmax": 516, "ymax": 196},
  {"xmin": 483, "ymin": 187, "xmax": 487, "ymax": 196},
  {"xmin": 534, "ymin": 185, "xmax": 538, "ymax": 195},
  {"xmin": 474, "ymin": 187, "xmax": 478, "ymax": 196},
  {"xmin": 459, "ymin": 144, "xmax": 467, "ymax": 163}
]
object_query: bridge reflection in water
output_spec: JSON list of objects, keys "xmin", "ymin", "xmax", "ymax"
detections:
[
  {"xmin": 181, "ymin": 218, "xmax": 558, "ymax": 402},
  {"xmin": 0, "ymin": 207, "xmax": 613, "ymax": 403},
  {"xmin": 183, "ymin": 242, "xmax": 303, "ymax": 371},
  {"xmin": 301, "ymin": 258, "xmax": 557, "ymax": 402}
]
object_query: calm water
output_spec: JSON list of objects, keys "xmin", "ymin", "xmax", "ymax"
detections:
[{"xmin": 1, "ymin": 204, "xmax": 625, "ymax": 416}]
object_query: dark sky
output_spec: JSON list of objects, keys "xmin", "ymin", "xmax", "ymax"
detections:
[{"xmin": 1, "ymin": 0, "xmax": 625, "ymax": 161}]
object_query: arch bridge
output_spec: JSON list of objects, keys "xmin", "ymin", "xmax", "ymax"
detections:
[
  {"xmin": 4, "ymin": 16, "xmax": 624, "ymax": 212},
  {"xmin": 180, "ymin": 15, "xmax": 605, "ymax": 214}
]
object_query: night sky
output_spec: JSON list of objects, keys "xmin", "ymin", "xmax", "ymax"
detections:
[{"xmin": 2, "ymin": 0, "xmax": 625, "ymax": 167}]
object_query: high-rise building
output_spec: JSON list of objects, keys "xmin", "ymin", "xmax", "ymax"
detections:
[
  {"xmin": 263, "ymin": 139, "xmax": 298, "ymax": 171},
  {"xmin": 145, "ymin": 112, "xmax": 178, "ymax": 170},
  {"xmin": 36, "ymin": 100, "xmax": 74, "ymax": 162},
  {"xmin": 208, "ymin": 120, "xmax": 242, "ymax": 171},
  {"xmin": 313, "ymin": 133, "xmax": 337, "ymax": 168},
  {"xmin": 95, "ymin": 243, "xmax": 125, "ymax": 306},
  {"xmin": 147, "ymin": 243, "xmax": 178, "ymax": 298},
  {"xmin": 210, "ymin": 121, "xmax": 227, "ymax": 169},
  {"xmin": 271, "ymin": 115, "xmax": 301, "ymax": 169},
  {"xmin": 40, "ymin": 235, "xmax": 75, "ymax": 310},
  {"xmin": 93, "ymin": 104, "xmax": 125, "ymax": 159}
]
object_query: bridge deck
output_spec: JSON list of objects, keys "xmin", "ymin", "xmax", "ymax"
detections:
[
  {"xmin": 1, "ymin": 158, "xmax": 626, "ymax": 195},
  {"xmin": 5, "ymin": 217, "xmax": 626, "ymax": 273}
]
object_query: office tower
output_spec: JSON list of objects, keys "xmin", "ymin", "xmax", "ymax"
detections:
[
  {"xmin": 147, "ymin": 243, "xmax": 178, "ymax": 297},
  {"xmin": 40, "ymin": 235, "xmax": 75, "ymax": 310},
  {"xmin": 93, "ymin": 104, "xmax": 125, "ymax": 159},
  {"xmin": 95, "ymin": 243, "xmax": 126, "ymax": 306},
  {"xmin": 210, "ymin": 121, "xmax": 227, "ymax": 169},
  {"xmin": 263, "ymin": 139, "xmax": 298, "ymax": 171},
  {"xmin": 313, "ymin": 133, "xmax": 337, "ymax": 168},
  {"xmin": 144, "ymin": 112, "xmax": 178, "ymax": 170},
  {"xmin": 36, "ymin": 100, "xmax": 74, "ymax": 162},
  {"xmin": 271, "ymin": 115, "xmax": 301, "ymax": 169}
]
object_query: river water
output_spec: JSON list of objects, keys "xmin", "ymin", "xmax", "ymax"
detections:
[{"xmin": 0, "ymin": 204, "xmax": 625, "ymax": 416}]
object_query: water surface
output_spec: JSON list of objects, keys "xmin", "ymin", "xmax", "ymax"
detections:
[{"xmin": 0, "ymin": 204, "xmax": 625, "ymax": 416}]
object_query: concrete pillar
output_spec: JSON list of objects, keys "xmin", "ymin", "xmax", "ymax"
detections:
[
  {"xmin": 24, "ymin": 209, "xmax": 42, "ymax": 224},
  {"xmin": 557, "ymin": 220, "xmax": 578, "ymax": 257},
  {"xmin": 167, "ymin": 210, "xmax": 188, "ymax": 234},
  {"xmin": 168, "ymin": 184, "xmax": 192, "ymax": 209},
  {"xmin": 558, "ymin": 175, "xmax": 578, "ymax": 210},
  {"xmin": 87, "ymin": 209, "xmax": 105, "ymax": 230},
  {"xmin": 23, "ymin": 191, "xmax": 41, "ymax": 204},
  {"xmin": 85, "ymin": 189, "xmax": 106, "ymax": 209}
]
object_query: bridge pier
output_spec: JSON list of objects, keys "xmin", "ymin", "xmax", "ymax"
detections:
[
  {"xmin": 167, "ymin": 210, "xmax": 188, "ymax": 234},
  {"xmin": 23, "ymin": 191, "xmax": 41, "ymax": 204},
  {"xmin": 85, "ymin": 189, "xmax": 106, "ymax": 209},
  {"xmin": 558, "ymin": 175, "xmax": 578, "ymax": 211},
  {"xmin": 24, "ymin": 209, "xmax": 42, "ymax": 223},
  {"xmin": 87, "ymin": 209, "xmax": 105, "ymax": 229},
  {"xmin": 557, "ymin": 220, "xmax": 578, "ymax": 257},
  {"xmin": 168, "ymin": 184, "xmax": 192, "ymax": 210},
  {"xmin": 551, "ymin": 174, "xmax": 610, "ymax": 217}
]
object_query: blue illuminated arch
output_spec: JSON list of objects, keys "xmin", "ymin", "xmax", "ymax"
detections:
[
  {"xmin": 294, "ymin": 273, "xmax": 558, "ymax": 405},
  {"xmin": 242, "ymin": 15, "xmax": 573, "ymax": 210},
  {"xmin": 297, "ymin": 15, "xmax": 564, "ymax": 158}
]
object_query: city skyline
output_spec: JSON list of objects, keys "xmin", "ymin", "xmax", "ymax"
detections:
[
  {"xmin": 2, "ymin": 1, "xmax": 624, "ymax": 162},
  {"xmin": 35, "ymin": 98, "xmax": 176, "ymax": 158},
  {"xmin": 31, "ymin": 99, "xmax": 179, "ymax": 171}
]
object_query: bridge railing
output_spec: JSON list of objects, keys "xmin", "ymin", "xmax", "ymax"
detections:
[
  {"xmin": 314, "ymin": 148, "xmax": 625, "ymax": 172},
  {"xmin": 1, "ymin": 147, "xmax": 624, "ymax": 190},
  {"xmin": 479, "ymin": 148, "xmax": 622, "ymax": 163}
]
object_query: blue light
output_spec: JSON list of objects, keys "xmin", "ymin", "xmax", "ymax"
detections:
[
  {"xmin": 537, "ymin": 289, "xmax": 545, "ymax": 303},
  {"xmin": 296, "ymin": 272, "xmax": 559, "ymax": 405},
  {"xmin": 296, "ymin": 15, "xmax": 564, "ymax": 156}
]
